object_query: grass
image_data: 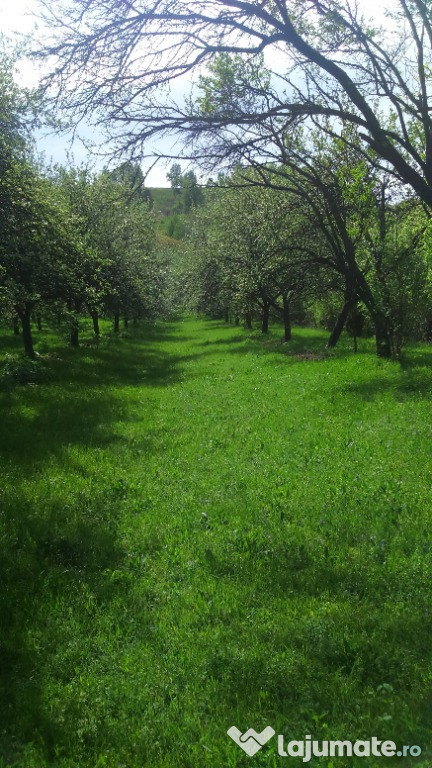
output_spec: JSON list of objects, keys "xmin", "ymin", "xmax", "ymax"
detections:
[
  {"xmin": 1, "ymin": 317, "xmax": 432, "ymax": 768},
  {"xmin": 149, "ymin": 188, "xmax": 180, "ymax": 216}
]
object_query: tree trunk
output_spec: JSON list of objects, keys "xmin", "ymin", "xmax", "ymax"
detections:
[
  {"xmin": 261, "ymin": 300, "xmax": 270, "ymax": 334},
  {"xmin": 350, "ymin": 266, "xmax": 393, "ymax": 359},
  {"xmin": 327, "ymin": 299, "xmax": 353, "ymax": 348},
  {"xmin": 224, "ymin": 308, "xmax": 229, "ymax": 323},
  {"xmin": 244, "ymin": 312, "xmax": 252, "ymax": 330},
  {"xmin": 91, "ymin": 312, "xmax": 100, "ymax": 336},
  {"xmin": 283, "ymin": 294, "xmax": 291, "ymax": 341},
  {"xmin": 234, "ymin": 316, "xmax": 240, "ymax": 326},
  {"xmin": 36, "ymin": 314, "xmax": 42, "ymax": 331},
  {"xmin": 114, "ymin": 312, "xmax": 120, "ymax": 332},
  {"xmin": 70, "ymin": 317, "xmax": 79, "ymax": 348},
  {"xmin": 13, "ymin": 316, "xmax": 20, "ymax": 336},
  {"xmin": 374, "ymin": 313, "xmax": 392, "ymax": 358},
  {"xmin": 124, "ymin": 315, "xmax": 129, "ymax": 328},
  {"xmin": 18, "ymin": 306, "xmax": 35, "ymax": 358}
]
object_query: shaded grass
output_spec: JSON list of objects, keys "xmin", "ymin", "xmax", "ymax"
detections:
[{"xmin": 0, "ymin": 319, "xmax": 432, "ymax": 767}]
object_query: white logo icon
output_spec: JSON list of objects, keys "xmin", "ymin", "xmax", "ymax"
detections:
[{"xmin": 227, "ymin": 726, "xmax": 276, "ymax": 756}]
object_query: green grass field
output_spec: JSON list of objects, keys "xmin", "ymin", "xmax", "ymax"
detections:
[{"xmin": 1, "ymin": 318, "xmax": 432, "ymax": 767}]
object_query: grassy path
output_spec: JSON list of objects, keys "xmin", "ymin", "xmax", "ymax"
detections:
[{"xmin": 1, "ymin": 318, "xmax": 432, "ymax": 767}]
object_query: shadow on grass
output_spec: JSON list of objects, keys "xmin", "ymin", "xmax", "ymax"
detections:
[
  {"xmin": 0, "ymin": 486, "xmax": 127, "ymax": 761},
  {"xmin": 343, "ymin": 369, "xmax": 432, "ymax": 400},
  {"xmin": 0, "ymin": 322, "xmax": 188, "ymax": 763},
  {"xmin": 0, "ymin": 330, "xmax": 192, "ymax": 467},
  {"xmin": 2, "ymin": 318, "xmax": 432, "ymax": 761},
  {"xmin": 202, "ymin": 529, "xmax": 432, "ymax": 748},
  {"xmin": 217, "ymin": 325, "xmax": 432, "ymax": 371},
  {"xmin": 400, "ymin": 346, "xmax": 432, "ymax": 369},
  {"xmin": 218, "ymin": 328, "xmax": 367, "ymax": 361},
  {"xmin": 197, "ymin": 334, "xmax": 246, "ymax": 347}
]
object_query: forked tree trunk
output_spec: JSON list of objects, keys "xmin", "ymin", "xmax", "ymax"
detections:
[
  {"xmin": 18, "ymin": 306, "xmax": 35, "ymax": 358},
  {"xmin": 351, "ymin": 266, "xmax": 393, "ymax": 359},
  {"xmin": 283, "ymin": 294, "xmax": 291, "ymax": 341},
  {"xmin": 327, "ymin": 299, "xmax": 353, "ymax": 348}
]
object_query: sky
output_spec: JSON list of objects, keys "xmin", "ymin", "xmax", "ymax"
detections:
[
  {"xmin": 1, "ymin": 0, "xmax": 393, "ymax": 187},
  {"xmin": 0, "ymin": 0, "xmax": 179, "ymax": 185}
]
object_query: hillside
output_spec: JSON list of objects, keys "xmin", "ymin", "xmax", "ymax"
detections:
[
  {"xmin": 148, "ymin": 186, "xmax": 217, "ymax": 218},
  {"xmin": 148, "ymin": 187, "xmax": 181, "ymax": 217}
]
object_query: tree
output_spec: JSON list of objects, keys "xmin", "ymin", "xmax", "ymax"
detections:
[
  {"xmin": 51, "ymin": 166, "xmax": 110, "ymax": 344},
  {"xmin": 195, "ymin": 53, "xmax": 431, "ymax": 356},
  {"xmin": 83, "ymin": 170, "xmax": 157, "ymax": 331},
  {"xmin": 361, "ymin": 193, "xmax": 429, "ymax": 357},
  {"xmin": 179, "ymin": 171, "xmax": 204, "ymax": 213},
  {"xmin": 167, "ymin": 163, "xmax": 182, "ymax": 190},
  {"xmin": 0, "ymin": 159, "xmax": 82, "ymax": 356},
  {"xmin": 0, "ymin": 49, "xmax": 81, "ymax": 356},
  {"xmin": 187, "ymin": 174, "xmax": 317, "ymax": 335},
  {"xmin": 167, "ymin": 164, "xmax": 204, "ymax": 213},
  {"xmin": 36, "ymin": 1, "xmax": 432, "ymax": 210}
]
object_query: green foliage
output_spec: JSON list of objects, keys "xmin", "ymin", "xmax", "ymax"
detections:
[
  {"xmin": 108, "ymin": 161, "xmax": 152, "ymax": 206},
  {"xmin": 186, "ymin": 173, "xmax": 322, "ymax": 322},
  {"xmin": 82, "ymin": 168, "xmax": 158, "ymax": 321},
  {"xmin": 196, "ymin": 53, "xmax": 271, "ymax": 118},
  {"xmin": 362, "ymin": 200, "xmax": 430, "ymax": 356},
  {"xmin": 0, "ymin": 50, "xmax": 167, "ymax": 356},
  {"xmin": 5, "ymin": 7, "xmax": 432, "ymax": 766},
  {"xmin": 0, "ymin": 353, "xmax": 49, "ymax": 389},
  {"xmin": 166, "ymin": 162, "xmax": 182, "ymax": 188},
  {"xmin": 166, "ymin": 165, "xmax": 204, "ymax": 213},
  {"xmin": 0, "ymin": 158, "xmax": 80, "ymax": 311},
  {"xmin": 0, "ymin": 49, "xmax": 75, "ymax": 332},
  {"xmin": 161, "ymin": 213, "xmax": 187, "ymax": 240}
]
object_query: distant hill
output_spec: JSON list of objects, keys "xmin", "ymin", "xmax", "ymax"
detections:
[
  {"xmin": 148, "ymin": 188, "xmax": 181, "ymax": 217},
  {"xmin": 148, "ymin": 186, "xmax": 216, "ymax": 218}
]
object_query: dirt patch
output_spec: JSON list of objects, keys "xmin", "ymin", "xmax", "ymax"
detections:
[{"xmin": 293, "ymin": 351, "xmax": 326, "ymax": 362}]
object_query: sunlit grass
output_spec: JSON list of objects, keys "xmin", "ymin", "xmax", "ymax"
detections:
[{"xmin": 1, "ymin": 318, "xmax": 431, "ymax": 767}]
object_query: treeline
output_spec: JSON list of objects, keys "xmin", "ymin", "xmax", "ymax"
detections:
[
  {"xmin": 158, "ymin": 165, "xmax": 205, "ymax": 240},
  {"xmin": 3, "ymin": 38, "xmax": 432, "ymax": 362},
  {"xmin": 182, "ymin": 163, "xmax": 431, "ymax": 357},
  {"xmin": 177, "ymin": 93, "xmax": 432, "ymax": 359},
  {"xmin": 0, "ymin": 53, "xmax": 167, "ymax": 358}
]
